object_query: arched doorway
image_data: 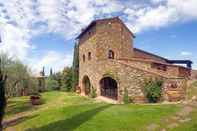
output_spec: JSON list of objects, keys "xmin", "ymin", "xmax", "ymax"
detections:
[
  {"xmin": 100, "ymin": 77, "xmax": 118, "ymax": 100},
  {"xmin": 82, "ymin": 76, "xmax": 91, "ymax": 95}
]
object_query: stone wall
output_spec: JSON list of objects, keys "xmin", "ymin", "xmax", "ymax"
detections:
[
  {"xmin": 117, "ymin": 59, "xmax": 184, "ymax": 78},
  {"xmin": 163, "ymin": 78, "xmax": 187, "ymax": 102},
  {"xmin": 95, "ymin": 18, "xmax": 134, "ymax": 60},
  {"xmin": 178, "ymin": 67, "xmax": 191, "ymax": 78},
  {"xmin": 79, "ymin": 59, "xmax": 187, "ymax": 103}
]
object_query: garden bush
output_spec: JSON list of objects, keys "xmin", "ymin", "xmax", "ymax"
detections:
[
  {"xmin": 90, "ymin": 86, "xmax": 97, "ymax": 98},
  {"xmin": 46, "ymin": 78, "xmax": 59, "ymax": 91},
  {"xmin": 61, "ymin": 67, "xmax": 73, "ymax": 92},
  {"xmin": 123, "ymin": 88, "xmax": 129, "ymax": 104},
  {"xmin": 144, "ymin": 79, "xmax": 163, "ymax": 103}
]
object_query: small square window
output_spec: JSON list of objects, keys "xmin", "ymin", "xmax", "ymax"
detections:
[
  {"xmin": 88, "ymin": 52, "xmax": 91, "ymax": 60},
  {"xmin": 83, "ymin": 54, "xmax": 85, "ymax": 62}
]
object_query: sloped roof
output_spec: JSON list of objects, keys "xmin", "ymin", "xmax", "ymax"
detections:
[
  {"xmin": 134, "ymin": 48, "xmax": 192, "ymax": 67},
  {"xmin": 76, "ymin": 17, "xmax": 135, "ymax": 39},
  {"xmin": 134, "ymin": 48, "xmax": 168, "ymax": 62}
]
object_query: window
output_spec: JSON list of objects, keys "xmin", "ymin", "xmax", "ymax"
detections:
[
  {"xmin": 83, "ymin": 54, "xmax": 85, "ymax": 62},
  {"xmin": 108, "ymin": 50, "xmax": 114, "ymax": 59},
  {"xmin": 88, "ymin": 52, "xmax": 91, "ymax": 60}
]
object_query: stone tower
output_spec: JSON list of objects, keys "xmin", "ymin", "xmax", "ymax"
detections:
[{"xmin": 77, "ymin": 17, "xmax": 136, "ymax": 99}]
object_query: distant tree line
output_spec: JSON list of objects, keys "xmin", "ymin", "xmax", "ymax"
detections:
[
  {"xmin": 46, "ymin": 42, "xmax": 79, "ymax": 92},
  {"xmin": 0, "ymin": 41, "xmax": 80, "ymax": 96}
]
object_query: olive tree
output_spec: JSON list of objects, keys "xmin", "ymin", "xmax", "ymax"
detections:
[{"xmin": 0, "ymin": 53, "xmax": 37, "ymax": 97}]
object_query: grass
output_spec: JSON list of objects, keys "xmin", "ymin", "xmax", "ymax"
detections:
[
  {"xmin": 169, "ymin": 81, "xmax": 197, "ymax": 131},
  {"xmin": 5, "ymin": 91, "xmax": 181, "ymax": 131},
  {"xmin": 170, "ymin": 110, "xmax": 197, "ymax": 131},
  {"xmin": 5, "ymin": 96, "xmax": 35, "ymax": 119},
  {"xmin": 187, "ymin": 81, "xmax": 197, "ymax": 99}
]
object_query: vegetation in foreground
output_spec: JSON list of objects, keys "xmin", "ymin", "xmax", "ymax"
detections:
[
  {"xmin": 187, "ymin": 81, "xmax": 197, "ymax": 99},
  {"xmin": 4, "ymin": 91, "xmax": 182, "ymax": 131},
  {"xmin": 0, "ymin": 57, "xmax": 7, "ymax": 131}
]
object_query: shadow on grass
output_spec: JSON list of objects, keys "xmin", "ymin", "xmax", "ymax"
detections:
[
  {"xmin": 6, "ymin": 100, "xmax": 34, "ymax": 117},
  {"xmin": 26, "ymin": 104, "xmax": 111, "ymax": 131},
  {"xmin": 3, "ymin": 114, "xmax": 38, "ymax": 129}
]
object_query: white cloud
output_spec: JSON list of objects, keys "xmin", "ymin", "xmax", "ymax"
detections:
[
  {"xmin": 167, "ymin": 0, "xmax": 197, "ymax": 19},
  {"xmin": 124, "ymin": 0, "xmax": 197, "ymax": 33},
  {"xmin": 125, "ymin": 5, "xmax": 178, "ymax": 33},
  {"xmin": 1, "ymin": 0, "xmax": 197, "ymax": 39},
  {"xmin": 0, "ymin": 23, "xmax": 33, "ymax": 60},
  {"xmin": 151, "ymin": 0, "xmax": 166, "ymax": 4},
  {"xmin": 29, "ymin": 51, "xmax": 73, "ymax": 75},
  {"xmin": 0, "ymin": 0, "xmax": 123, "ymax": 74},
  {"xmin": 180, "ymin": 51, "xmax": 192, "ymax": 56}
]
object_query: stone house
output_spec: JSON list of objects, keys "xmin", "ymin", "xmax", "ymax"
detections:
[
  {"xmin": 36, "ymin": 68, "xmax": 47, "ymax": 92},
  {"xmin": 76, "ymin": 17, "xmax": 192, "ymax": 103}
]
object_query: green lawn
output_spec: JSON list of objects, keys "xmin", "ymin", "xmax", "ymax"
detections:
[
  {"xmin": 187, "ymin": 81, "xmax": 197, "ymax": 99},
  {"xmin": 170, "ymin": 110, "xmax": 197, "ymax": 131},
  {"xmin": 5, "ymin": 91, "xmax": 182, "ymax": 131},
  {"xmin": 170, "ymin": 81, "xmax": 197, "ymax": 131}
]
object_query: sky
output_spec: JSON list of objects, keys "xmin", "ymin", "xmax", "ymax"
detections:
[{"xmin": 0, "ymin": 0, "xmax": 197, "ymax": 75}]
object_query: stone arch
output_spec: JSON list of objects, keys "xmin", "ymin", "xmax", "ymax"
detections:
[
  {"xmin": 102, "ymin": 73, "xmax": 119, "ymax": 83},
  {"xmin": 99, "ymin": 77, "xmax": 118, "ymax": 100},
  {"xmin": 82, "ymin": 75, "xmax": 91, "ymax": 95}
]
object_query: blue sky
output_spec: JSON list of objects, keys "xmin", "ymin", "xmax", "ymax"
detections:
[{"xmin": 0, "ymin": 0, "xmax": 197, "ymax": 75}]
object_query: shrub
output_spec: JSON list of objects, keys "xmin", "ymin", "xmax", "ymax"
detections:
[
  {"xmin": 61, "ymin": 67, "xmax": 73, "ymax": 92},
  {"xmin": 192, "ymin": 81, "xmax": 197, "ymax": 87},
  {"xmin": 90, "ymin": 86, "xmax": 97, "ymax": 98},
  {"xmin": 46, "ymin": 78, "xmax": 59, "ymax": 91},
  {"xmin": 144, "ymin": 79, "xmax": 163, "ymax": 103},
  {"xmin": 187, "ymin": 81, "xmax": 197, "ymax": 99},
  {"xmin": 123, "ymin": 88, "xmax": 129, "ymax": 104},
  {"xmin": 60, "ymin": 85, "xmax": 72, "ymax": 92}
]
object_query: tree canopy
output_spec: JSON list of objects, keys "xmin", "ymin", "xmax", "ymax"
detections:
[
  {"xmin": 0, "ymin": 53, "xmax": 37, "ymax": 97},
  {"xmin": 72, "ymin": 42, "xmax": 79, "ymax": 90}
]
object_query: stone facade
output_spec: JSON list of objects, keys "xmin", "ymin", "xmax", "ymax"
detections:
[
  {"xmin": 36, "ymin": 70, "xmax": 46, "ymax": 92},
  {"xmin": 77, "ymin": 17, "xmax": 191, "ymax": 103}
]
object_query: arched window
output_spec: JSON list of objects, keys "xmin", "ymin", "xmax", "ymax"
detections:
[
  {"xmin": 83, "ymin": 54, "xmax": 85, "ymax": 62},
  {"xmin": 108, "ymin": 50, "xmax": 114, "ymax": 59},
  {"xmin": 88, "ymin": 52, "xmax": 91, "ymax": 60}
]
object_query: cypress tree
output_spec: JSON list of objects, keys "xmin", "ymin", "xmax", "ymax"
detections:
[
  {"xmin": 72, "ymin": 41, "xmax": 79, "ymax": 90},
  {"xmin": 50, "ymin": 68, "xmax": 53, "ymax": 76},
  {"xmin": 42, "ymin": 66, "xmax": 45, "ymax": 76}
]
